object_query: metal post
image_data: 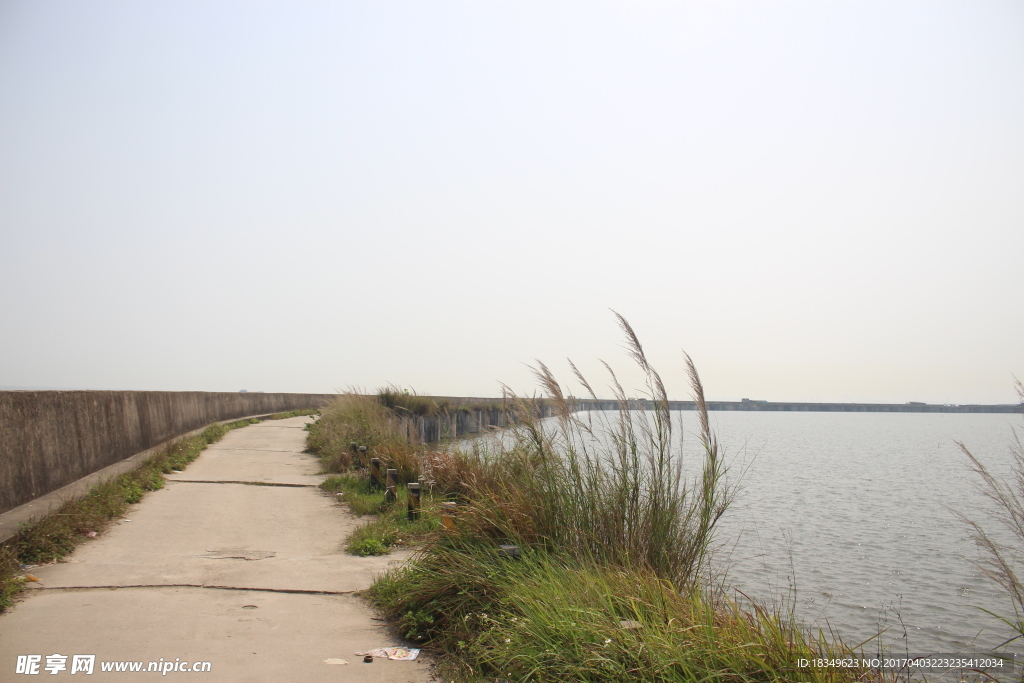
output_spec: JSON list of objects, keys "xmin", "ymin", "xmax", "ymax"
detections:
[
  {"xmin": 407, "ymin": 482, "xmax": 421, "ymax": 521},
  {"xmin": 369, "ymin": 458, "xmax": 381, "ymax": 489},
  {"xmin": 385, "ymin": 469, "xmax": 398, "ymax": 505},
  {"xmin": 440, "ymin": 502, "xmax": 457, "ymax": 531}
]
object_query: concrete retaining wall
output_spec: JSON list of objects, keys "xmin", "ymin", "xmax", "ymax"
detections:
[
  {"xmin": 413, "ymin": 405, "xmax": 548, "ymax": 442},
  {"xmin": 0, "ymin": 391, "xmax": 334, "ymax": 515}
]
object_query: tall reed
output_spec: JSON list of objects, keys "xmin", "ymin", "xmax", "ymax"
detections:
[
  {"xmin": 462, "ymin": 312, "xmax": 731, "ymax": 586},
  {"xmin": 369, "ymin": 316, "xmax": 882, "ymax": 682},
  {"xmin": 956, "ymin": 378, "xmax": 1024, "ymax": 645}
]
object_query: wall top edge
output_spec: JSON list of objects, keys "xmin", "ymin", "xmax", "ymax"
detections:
[{"xmin": 0, "ymin": 390, "xmax": 336, "ymax": 395}]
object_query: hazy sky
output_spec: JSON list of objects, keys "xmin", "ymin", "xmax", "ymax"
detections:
[{"xmin": 1, "ymin": 1, "xmax": 1021, "ymax": 404}]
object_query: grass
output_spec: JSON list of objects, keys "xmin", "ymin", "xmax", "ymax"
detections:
[
  {"xmin": 366, "ymin": 314, "xmax": 884, "ymax": 683},
  {"xmin": 308, "ymin": 395, "xmax": 454, "ymax": 557},
  {"xmin": 417, "ymin": 313, "xmax": 730, "ymax": 587},
  {"xmin": 306, "ymin": 393, "xmax": 422, "ymax": 479},
  {"xmin": 371, "ymin": 540, "xmax": 880, "ymax": 682},
  {"xmin": 320, "ymin": 474, "xmax": 440, "ymax": 555},
  {"xmin": 321, "ymin": 474, "xmax": 390, "ymax": 516},
  {"xmin": 309, "ymin": 393, "xmax": 425, "ymax": 483},
  {"xmin": 377, "ymin": 384, "xmax": 449, "ymax": 417},
  {"xmin": 306, "ymin": 390, "xmax": 512, "ymax": 479},
  {"xmin": 376, "ymin": 385, "xmax": 504, "ymax": 420},
  {"xmin": 346, "ymin": 510, "xmax": 439, "ymax": 557},
  {"xmin": 0, "ymin": 418, "xmax": 254, "ymax": 613}
]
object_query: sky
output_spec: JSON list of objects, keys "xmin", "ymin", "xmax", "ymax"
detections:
[{"xmin": 0, "ymin": 1, "xmax": 1021, "ymax": 404}]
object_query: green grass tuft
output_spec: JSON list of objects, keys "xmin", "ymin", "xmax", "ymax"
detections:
[
  {"xmin": 349, "ymin": 538, "xmax": 388, "ymax": 556},
  {"xmin": 321, "ymin": 474, "xmax": 388, "ymax": 515},
  {"xmin": 321, "ymin": 474, "xmax": 440, "ymax": 555},
  {"xmin": 372, "ymin": 542, "xmax": 877, "ymax": 681}
]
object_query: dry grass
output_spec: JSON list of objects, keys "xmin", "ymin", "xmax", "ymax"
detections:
[
  {"xmin": 306, "ymin": 393, "xmax": 420, "ymax": 475},
  {"xmin": 377, "ymin": 384, "xmax": 449, "ymax": 417},
  {"xmin": 307, "ymin": 391, "xmax": 492, "ymax": 484},
  {"xmin": 443, "ymin": 312, "xmax": 731, "ymax": 586}
]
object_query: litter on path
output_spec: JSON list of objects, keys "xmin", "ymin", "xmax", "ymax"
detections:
[
  {"xmin": 323, "ymin": 658, "xmax": 348, "ymax": 665},
  {"xmin": 354, "ymin": 647, "xmax": 420, "ymax": 661}
]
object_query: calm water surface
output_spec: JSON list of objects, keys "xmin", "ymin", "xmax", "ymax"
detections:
[
  {"xmin": 481, "ymin": 409, "xmax": 1023, "ymax": 659},
  {"xmin": 662, "ymin": 410, "xmax": 1024, "ymax": 657}
]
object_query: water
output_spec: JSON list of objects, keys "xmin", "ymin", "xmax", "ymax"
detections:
[
  {"xmin": 470, "ymin": 408, "xmax": 1024, "ymax": 663},
  {"xmin": 659, "ymin": 410, "xmax": 1024, "ymax": 658}
]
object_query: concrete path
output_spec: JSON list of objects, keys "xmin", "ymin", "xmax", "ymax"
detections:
[{"xmin": 0, "ymin": 417, "xmax": 433, "ymax": 682}]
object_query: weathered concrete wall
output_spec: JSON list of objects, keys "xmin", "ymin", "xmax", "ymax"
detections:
[
  {"xmin": 412, "ymin": 405, "xmax": 549, "ymax": 442},
  {"xmin": 380, "ymin": 397, "xmax": 551, "ymax": 443},
  {"xmin": 0, "ymin": 391, "xmax": 334, "ymax": 514}
]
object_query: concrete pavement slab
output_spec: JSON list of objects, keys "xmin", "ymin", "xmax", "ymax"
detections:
[
  {"xmin": 0, "ymin": 418, "xmax": 434, "ymax": 682},
  {"xmin": 27, "ymin": 482, "xmax": 412, "ymax": 593},
  {"xmin": 1, "ymin": 586, "xmax": 431, "ymax": 682},
  {"xmin": 165, "ymin": 417, "xmax": 326, "ymax": 487}
]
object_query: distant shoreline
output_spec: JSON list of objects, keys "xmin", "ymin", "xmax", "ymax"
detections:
[
  {"xmin": 570, "ymin": 399, "xmax": 1022, "ymax": 414},
  {"xmin": 402, "ymin": 395, "xmax": 1023, "ymax": 415}
]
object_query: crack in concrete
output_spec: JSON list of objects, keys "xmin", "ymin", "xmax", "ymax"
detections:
[
  {"xmin": 207, "ymin": 448, "xmax": 308, "ymax": 453},
  {"xmin": 194, "ymin": 548, "xmax": 277, "ymax": 560},
  {"xmin": 164, "ymin": 480, "xmax": 318, "ymax": 487},
  {"xmin": 31, "ymin": 584, "xmax": 356, "ymax": 596}
]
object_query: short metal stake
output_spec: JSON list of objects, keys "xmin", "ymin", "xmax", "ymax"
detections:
[
  {"xmin": 385, "ymin": 468, "xmax": 398, "ymax": 505},
  {"xmin": 369, "ymin": 458, "xmax": 381, "ymax": 489},
  {"xmin": 440, "ymin": 502, "xmax": 457, "ymax": 531},
  {"xmin": 407, "ymin": 482, "xmax": 421, "ymax": 521}
]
